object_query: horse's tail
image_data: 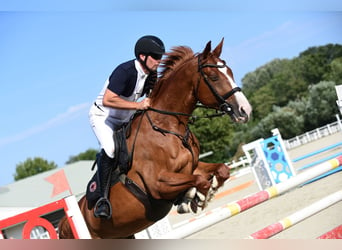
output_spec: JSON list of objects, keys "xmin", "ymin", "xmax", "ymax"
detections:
[{"xmin": 57, "ymin": 215, "xmax": 75, "ymax": 239}]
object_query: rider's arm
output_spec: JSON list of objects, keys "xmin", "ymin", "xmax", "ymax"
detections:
[{"xmin": 103, "ymin": 88, "xmax": 150, "ymax": 110}]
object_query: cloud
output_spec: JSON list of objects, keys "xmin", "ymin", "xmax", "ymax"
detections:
[
  {"xmin": 0, "ymin": 102, "xmax": 90, "ymax": 147},
  {"xmin": 230, "ymin": 20, "xmax": 307, "ymax": 57}
]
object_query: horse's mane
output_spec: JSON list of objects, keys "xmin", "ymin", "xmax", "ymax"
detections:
[
  {"xmin": 150, "ymin": 46, "xmax": 195, "ymax": 98},
  {"xmin": 159, "ymin": 46, "xmax": 194, "ymax": 80}
]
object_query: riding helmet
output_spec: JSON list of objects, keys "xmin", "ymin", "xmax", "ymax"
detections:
[{"xmin": 134, "ymin": 35, "xmax": 165, "ymax": 59}]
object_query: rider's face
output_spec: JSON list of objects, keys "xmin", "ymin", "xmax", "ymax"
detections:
[
  {"xmin": 147, "ymin": 55, "xmax": 161, "ymax": 71},
  {"xmin": 140, "ymin": 54, "xmax": 162, "ymax": 72}
]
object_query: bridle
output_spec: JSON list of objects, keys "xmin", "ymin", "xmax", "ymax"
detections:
[{"xmin": 197, "ymin": 54, "xmax": 241, "ymax": 116}]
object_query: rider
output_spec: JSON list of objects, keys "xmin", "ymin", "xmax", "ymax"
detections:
[{"xmin": 88, "ymin": 35, "xmax": 165, "ymax": 219}]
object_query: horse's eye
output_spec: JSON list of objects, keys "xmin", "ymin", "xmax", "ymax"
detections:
[{"xmin": 209, "ymin": 74, "xmax": 219, "ymax": 81}]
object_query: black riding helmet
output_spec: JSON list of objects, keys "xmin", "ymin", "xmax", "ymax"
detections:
[{"xmin": 134, "ymin": 35, "xmax": 165, "ymax": 72}]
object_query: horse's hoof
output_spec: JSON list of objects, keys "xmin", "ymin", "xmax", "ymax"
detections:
[
  {"xmin": 185, "ymin": 187, "xmax": 196, "ymax": 199},
  {"xmin": 177, "ymin": 202, "xmax": 190, "ymax": 214},
  {"xmin": 211, "ymin": 176, "xmax": 218, "ymax": 189},
  {"xmin": 189, "ymin": 200, "xmax": 202, "ymax": 214},
  {"xmin": 196, "ymin": 191, "xmax": 205, "ymax": 201}
]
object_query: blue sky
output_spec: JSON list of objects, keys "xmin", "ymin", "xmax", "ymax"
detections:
[{"xmin": 1, "ymin": 1, "xmax": 342, "ymax": 186}]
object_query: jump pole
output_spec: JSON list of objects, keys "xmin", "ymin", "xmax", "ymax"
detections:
[
  {"xmin": 157, "ymin": 155, "xmax": 342, "ymax": 239},
  {"xmin": 317, "ymin": 225, "xmax": 342, "ymax": 239},
  {"xmin": 248, "ymin": 190, "xmax": 342, "ymax": 239}
]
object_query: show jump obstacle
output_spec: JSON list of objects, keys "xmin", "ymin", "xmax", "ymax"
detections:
[
  {"xmin": 242, "ymin": 128, "xmax": 296, "ymax": 190},
  {"xmin": 248, "ymin": 189, "xmax": 342, "ymax": 239},
  {"xmin": 156, "ymin": 155, "xmax": 342, "ymax": 239},
  {"xmin": 0, "ymin": 195, "xmax": 91, "ymax": 239}
]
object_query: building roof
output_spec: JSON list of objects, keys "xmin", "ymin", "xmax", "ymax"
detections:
[{"xmin": 0, "ymin": 161, "xmax": 95, "ymax": 208}]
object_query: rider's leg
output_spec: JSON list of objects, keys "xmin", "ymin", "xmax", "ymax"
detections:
[
  {"xmin": 94, "ymin": 149, "xmax": 114, "ymax": 219},
  {"xmin": 89, "ymin": 107, "xmax": 116, "ymax": 219}
]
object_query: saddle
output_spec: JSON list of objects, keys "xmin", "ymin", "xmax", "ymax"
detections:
[{"xmin": 85, "ymin": 114, "xmax": 174, "ymax": 222}]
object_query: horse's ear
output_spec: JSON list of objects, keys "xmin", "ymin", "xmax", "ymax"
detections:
[
  {"xmin": 202, "ymin": 41, "xmax": 212, "ymax": 59},
  {"xmin": 212, "ymin": 38, "xmax": 224, "ymax": 57}
]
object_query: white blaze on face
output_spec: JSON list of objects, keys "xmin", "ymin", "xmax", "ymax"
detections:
[
  {"xmin": 217, "ymin": 61, "xmax": 238, "ymax": 88},
  {"xmin": 216, "ymin": 61, "xmax": 252, "ymax": 120},
  {"xmin": 217, "ymin": 62, "xmax": 237, "ymax": 89}
]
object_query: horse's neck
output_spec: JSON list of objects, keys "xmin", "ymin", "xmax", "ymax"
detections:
[{"xmin": 152, "ymin": 72, "xmax": 197, "ymax": 116}]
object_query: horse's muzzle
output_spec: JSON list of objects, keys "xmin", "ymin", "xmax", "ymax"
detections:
[{"xmin": 229, "ymin": 104, "xmax": 252, "ymax": 123}]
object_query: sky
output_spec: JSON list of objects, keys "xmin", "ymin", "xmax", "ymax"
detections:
[{"xmin": 1, "ymin": 1, "xmax": 342, "ymax": 186}]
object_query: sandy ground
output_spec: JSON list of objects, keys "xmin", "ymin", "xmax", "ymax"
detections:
[{"xmin": 165, "ymin": 132, "xmax": 342, "ymax": 239}]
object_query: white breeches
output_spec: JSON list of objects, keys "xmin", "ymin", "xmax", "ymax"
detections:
[{"xmin": 89, "ymin": 104, "xmax": 121, "ymax": 158}]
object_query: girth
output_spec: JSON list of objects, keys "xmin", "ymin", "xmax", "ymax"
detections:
[{"xmin": 119, "ymin": 174, "xmax": 174, "ymax": 222}]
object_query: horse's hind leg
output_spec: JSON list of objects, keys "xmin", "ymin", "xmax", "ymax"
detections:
[{"xmin": 58, "ymin": 216, "xmax": 75, "ymax": 239}]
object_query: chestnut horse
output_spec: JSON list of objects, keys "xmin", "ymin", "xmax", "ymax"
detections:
[{"xmin": 58, "ymin": 39, "xmax": 252, "ymax": 239}]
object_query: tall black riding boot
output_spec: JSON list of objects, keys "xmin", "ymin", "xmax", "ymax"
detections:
[{"xmin": 93, "ymin": 149, "xmax": 114, "ymax": 219}]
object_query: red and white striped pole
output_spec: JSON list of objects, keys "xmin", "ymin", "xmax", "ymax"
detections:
[
  {"xmin": 158, "ymin": 155, "xmax": 342, "ymax": 239},
  {"xmin": 317, "ymin": 225, "xmax": 342, "ymax": 239},
  {"xmin": 248, "ymin": 190, "xmax": 342, "ymax": 239}
]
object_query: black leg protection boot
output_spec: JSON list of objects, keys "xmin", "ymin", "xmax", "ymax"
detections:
[{"xmin": 94, "ymin": 149, "xmax": 114, "ymax": 219}]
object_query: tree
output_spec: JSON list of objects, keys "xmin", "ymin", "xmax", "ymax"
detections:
[
  {"xmin": 190, "ymin": 108, "xmax": 235, "ymax": 163},
  {"xmin": 304, "ymin": 81, "xmax": 339, "ymax": 130},
  {"xmin": 324, "ymin": 57, "xmax": 342, "ymax": 84},
  {"xmin": 66, "ymin": 148, "xmax": 98, "ymax": 164},
  {"xmin": 254, "ymin": 106, "xmax": 305, "ymax": 139},
  {"xmin": 248, "ymin": 84, "xmax": 276, "ymax": 120},
  {"xmin": 14, "ymin": 157, "xmax": 58, "ymax": 181},
  {"xmin": 298, "ymin": 44, "xmax": 342, "ymax": 85},
  {"xmin": 236, "ymin": 44, "xmax": 342, "ymax": 144}
]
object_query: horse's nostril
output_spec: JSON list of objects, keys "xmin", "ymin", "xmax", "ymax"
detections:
[{"xmin": 240, "ymin": 107, "xmax": 247, "ymax": 117}]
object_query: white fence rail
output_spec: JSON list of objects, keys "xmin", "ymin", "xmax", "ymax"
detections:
[{"xmin": 284, "ymin": 117, "xmax": 342, "ymax": 150}]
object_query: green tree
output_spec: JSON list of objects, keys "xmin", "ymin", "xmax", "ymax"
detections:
[
  {"xmin": 298, "ymin": 44, "xmax": 342, "ymax": 85},
  {"xmin": 252, "ymin": 106, "xmax": 305, "ymax": 139},
  {"xmin": 304, "ymin": 81, "xmax": 339, "ymax": 130},
  {"xmin": 14, "ymin": 157, "xmax": 58, "ymax": 181},
  {"xmin": 248, "ymin": 84, "xmax": 276, "ymax": 120},
  {"xmin": 190, "ymin": 108, "xmax": 235, "ymax": 163},
  {"xmin": 324, "ymin": 57, "xmax": 342, "ymax": 84},
  {"xmin": 242, "ymin": 58, "xmax": 286, "ymax": 98},
  {"xmin": 66, "ymin": 148, "xmax": 98, "ymax": 164}
]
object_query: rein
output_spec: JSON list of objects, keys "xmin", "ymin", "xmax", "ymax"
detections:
[
  {"xmin": 147, "ymin": 107, "xmax": 192, "ymax": 117},
  {"xmin": 148, "ymin": 106, "xmax": 226, "ymax": 123}
]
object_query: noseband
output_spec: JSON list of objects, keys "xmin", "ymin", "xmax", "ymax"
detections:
[{"xmin": 197, "ymin": 55, "xmax": 241, "ymax": 115}]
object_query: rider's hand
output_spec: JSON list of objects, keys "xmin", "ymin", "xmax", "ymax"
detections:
[{"xmin": 137, "ymin": 98, "xmax": 151, "ymax": 110}]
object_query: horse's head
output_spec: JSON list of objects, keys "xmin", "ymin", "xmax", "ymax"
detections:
[{"xmin": 196, "ymin": 39, "xmax": 252, "ymax": 123}]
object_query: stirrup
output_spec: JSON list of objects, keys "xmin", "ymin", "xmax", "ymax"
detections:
[{"xmin": 94, "ymin": 197, "xmax": 112, "ymax": 219}]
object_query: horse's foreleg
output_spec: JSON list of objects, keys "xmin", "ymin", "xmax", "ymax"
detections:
[
  {"xmin": 178, "ymin": 162, "xmax": 230, "ymax": 214},
  {"xmin": 149, "ymin": 171, "xmax": 211, "ymax": 201},
  {"xmin": 194, "ymin": 161, "xmax": 230, "ymax": 187}
]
